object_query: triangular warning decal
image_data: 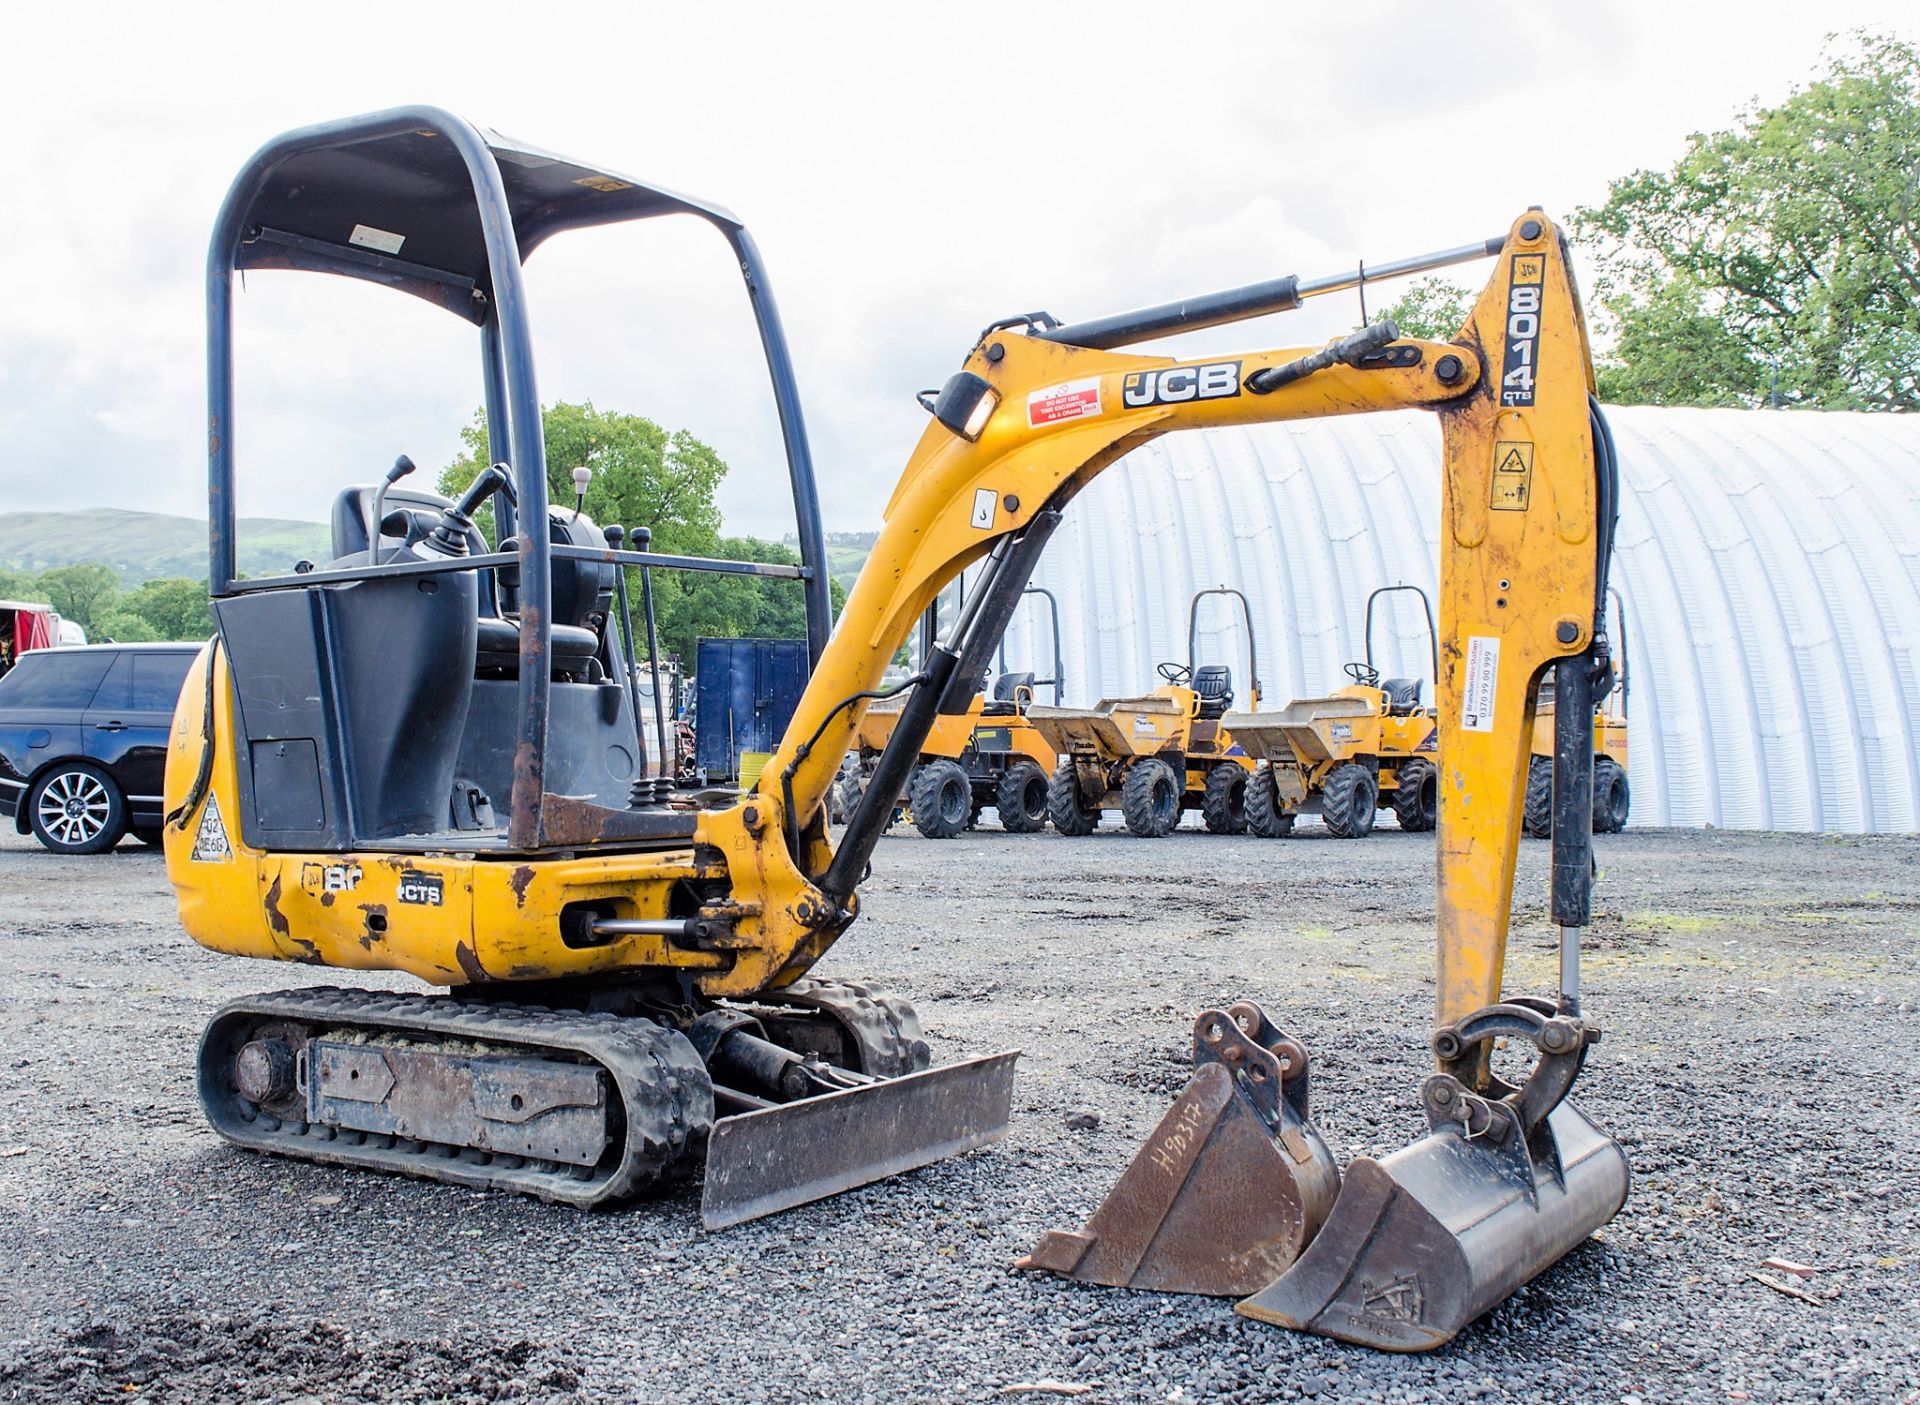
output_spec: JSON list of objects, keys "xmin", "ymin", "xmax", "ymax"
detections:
[
  {"xmin": 1498, "ymin": 447, "xmax": 1528, "ymax": 472},
  {"xmin": 192, "ymin": 793, "xmax": 232, "ymax": 862}
]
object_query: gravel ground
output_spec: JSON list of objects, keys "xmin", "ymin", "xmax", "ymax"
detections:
[{"xmin": 0, "ymin": 817, "xmax": 1916, "ymax": 1404}]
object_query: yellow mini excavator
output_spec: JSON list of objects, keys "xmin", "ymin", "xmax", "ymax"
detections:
[{"xmin": 167, "ymin": 107, "xmax": 1623, "ymax": 1348}]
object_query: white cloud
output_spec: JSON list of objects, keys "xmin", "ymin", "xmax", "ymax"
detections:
[{"xmin": 0, "ymin": 1, "xmax": 1913, "ymax": 548}]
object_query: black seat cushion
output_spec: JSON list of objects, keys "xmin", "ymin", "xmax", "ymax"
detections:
[
  {"xmin": 992, "ymin": 671, "xmax": 1036, "ymax": 702},
  {"xmin": 1382, "ymin": 678, "xmax": 1422, "ymax": 713},
  {"xmin": 476, "ymin": 617, "xmax": 603, "ymax": 677},
  {"xmin": 1193, "ymin": 664, "xmax": 1233, "ymax": 718},
  {"xmin": 983, "ymin": 671, "xmax": 1035, "ymax": 715}
]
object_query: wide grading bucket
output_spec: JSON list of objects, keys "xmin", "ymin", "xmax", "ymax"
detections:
[
  {"xmin": 1238, "ymin": 1101, "xmax": 1626, "ymax": 1349},
  {"xmin": 1238, "ymin": 998, "xmax": 1627, "ymax": 1348}
]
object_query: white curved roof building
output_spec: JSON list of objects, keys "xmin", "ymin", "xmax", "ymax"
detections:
[{"xmin": 994, "ymin": 407, "xmax": 1920, "ymax": 833}]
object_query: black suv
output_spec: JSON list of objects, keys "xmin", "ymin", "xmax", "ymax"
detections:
[{"xmin": 0, "ymin": 644, "xmax": 198, "ymax": 854}]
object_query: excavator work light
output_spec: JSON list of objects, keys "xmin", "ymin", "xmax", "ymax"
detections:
[{"xmin": 931, "ymin": 371, "xmax": 1000, "ymax": 441}]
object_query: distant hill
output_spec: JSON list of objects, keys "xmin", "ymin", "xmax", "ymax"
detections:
[
  {"xmin": 786, "ymin": 530, "xmax": 877, "ymax": 593},
  {"xmin": 0, "ymin": 508, "xmax": 330, "ymax": 585}
]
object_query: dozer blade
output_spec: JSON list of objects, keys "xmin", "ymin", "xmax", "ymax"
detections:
[
  {"xmin": 1019, "ymin": 1004, "xmax": 1338, "ymax": 1297},
  {"xmin": 700, "ymin": 1050, "xmax": 1019, "ymax": 1230},
  {"xmin": 1238, "ymin": 1004, "xmax": 1630, "ymax": 1351}
]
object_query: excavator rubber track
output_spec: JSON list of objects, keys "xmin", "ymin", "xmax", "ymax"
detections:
[{"xmin": 197, "ymin": 987, "xmax": 713, "ymax": 1207}]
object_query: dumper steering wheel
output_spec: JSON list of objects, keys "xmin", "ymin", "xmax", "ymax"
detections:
[
  {"xmin": 1158, "ymin": 662, "xmax": 1192, "ymax": 685},
  {"xmin": 1344, "ymin": 661, "xmax": 1380, "ymax": 687}
]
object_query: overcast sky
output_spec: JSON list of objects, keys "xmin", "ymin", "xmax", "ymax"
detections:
[{"xmin": 2, "ymin": 2, "xmax": 1914, "ymax": 550}]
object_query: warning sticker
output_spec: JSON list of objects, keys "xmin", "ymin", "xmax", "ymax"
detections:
[
  {"xmin": 1491, "ymin": 440, "xmax": 1534, "ymax": 511},
  {"xmin": 970, "ymin": 488, "xmax": 997, "ymax": 530},
  {"xmin": 191, "ymin": 794, "xmax": 231, "ymax": 862},
  {"xmin": 348, "ymin": 224, "xmax": 406, "ymax": 256},
  {"xmin": 1461, "ymin": 636, "xmax": 1500, "ymax": 732},
  {"xmin": 1027, "ymin": 377, "xmax": 1103, "ymax": 428}
]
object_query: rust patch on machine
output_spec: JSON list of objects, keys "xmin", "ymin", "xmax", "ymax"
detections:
[
  {"xmin": 262, "ymin": 873, "xmax": 290, "ymax": 937},
  {"xmin": 509, "ymin": 865, "xmax": 536, "ymax": 907},
  {"xmin": 454, "ymin": 941, "xmax": 490, "ymax": 984}
]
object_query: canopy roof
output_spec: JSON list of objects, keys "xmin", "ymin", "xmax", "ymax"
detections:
[{"xmin": 228, "ymin": 120, "xmax": 740, "ymax": 323}]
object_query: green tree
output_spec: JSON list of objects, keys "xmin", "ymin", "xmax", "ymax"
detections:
[
  {"xmin": 0, "ymin": 568, "xmax": 49, "ymax": 603},
  {"xmin": 125, "ymin": 577, "xmax": 215, "ymax": 640},
  {"xmin": 1575, "ymin": 34, "xmax": 1920, "ymax": 409},
  {"xmin": 440, "ymin": 401, "xmax": 835, "ymax": 662},
  {"xmin": 90, "ymin": 607, "xmax": 160, "ymax": 643},
  {"xmin": 1373, "ymin": 278, "xmax": 1474, "ymax": 342},
  {"xmin": 34, "ymin": 563, "xmax": 120, "ymax": 633}
]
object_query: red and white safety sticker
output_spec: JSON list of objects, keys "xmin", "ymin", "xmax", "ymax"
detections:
[{"xmin": 1027, "ymin": 377, "xmax": 1103, "ymax": 428}]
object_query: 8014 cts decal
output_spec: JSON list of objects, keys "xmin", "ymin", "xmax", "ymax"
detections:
[
  {"xmin": 1123, "ymin": 360, "xmax": 1242, "ymax": 408},
  {"xmin": 1500, "ymin": 255, "xmax": 1545, "ymax": 407}
]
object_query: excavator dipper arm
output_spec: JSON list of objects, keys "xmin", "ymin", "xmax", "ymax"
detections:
[{"xmin": 1014, "ymin": 215, "xmax": 1629, "ymax": 1350}]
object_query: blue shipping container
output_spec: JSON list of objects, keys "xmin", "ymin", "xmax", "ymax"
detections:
[{"xmin": 694, "ymin": 638, "xmax": 809, "ymax": 782}]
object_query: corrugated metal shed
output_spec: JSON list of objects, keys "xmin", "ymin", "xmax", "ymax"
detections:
[{"xmin": 994, "ymin": 407, "xmax": 1920, "ymax": 833}]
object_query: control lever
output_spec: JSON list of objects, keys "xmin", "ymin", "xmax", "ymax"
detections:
[
  {"xmin": 368, "ymin": 455, "xmax": 416, "ymax": 552},
  {"xmin": 1246, "ymin": 320, "xmax": 1402, "ymax": 394},
  {"xmin": 419, "ymin": 462, "xmax": 516, "ymax": 560}
]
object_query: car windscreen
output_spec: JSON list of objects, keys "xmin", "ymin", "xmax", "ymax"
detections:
[{"xmin": 0, "ymin": 650, "xmax": 116, "ymax": 709}]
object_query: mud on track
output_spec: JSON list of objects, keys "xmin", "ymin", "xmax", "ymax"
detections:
[{"xmin": 1, "ymin": 821, "xmax": 1915, "ymax": 1403}]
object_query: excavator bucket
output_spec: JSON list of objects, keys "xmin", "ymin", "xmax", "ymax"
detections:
[
  {"xmin": 1238, "ymin": 1002, "xmax": 1629, "ymax": 1351},
  {"xmin": 1019, "ymin": 1003, "xmax": 1339, "ymax": 1297},
  {"xmin": 1238, "ymin": 1099, "xmax": 1627, "ymax": 1350},
  {"xmin": 701, "ymin": 1050, "xmax": 1020, "ymax": 1229}
]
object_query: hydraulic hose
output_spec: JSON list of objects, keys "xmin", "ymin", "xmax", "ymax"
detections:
[{"xmin": 164, "ymin": 637, "xmax": 221, "ymax": 833}]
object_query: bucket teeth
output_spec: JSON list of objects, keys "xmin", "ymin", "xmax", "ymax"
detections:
[
  {"xmin": 1237, "ymin": 1098, "xmax": 1629, "ymax": 1350},
  {"xmin": 1019, "ymin": 1004, "xmax": 1339, "ymax": 1298}
]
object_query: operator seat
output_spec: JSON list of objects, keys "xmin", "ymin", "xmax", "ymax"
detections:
[
  {"xmin": 1382, "ymin": 678, "xmax": 1423, "ymax": 714},
  {"xmin": 984, "ymin": 671, "xmax": 1035, "ymax": 716},
  {"xmin": 329, "ymin": 485, "xmax": 604, "ymax": 681},
  {"xmin": 1193, "ymin": 665, "xmax": 1233, "ymax": 718}
]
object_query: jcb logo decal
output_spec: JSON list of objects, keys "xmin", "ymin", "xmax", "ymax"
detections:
[
  {"xmin": 1500, "ymin": 256, "xmax": 1545, "ymax": 408},
  {"xmin": 1123, "ymin": 361, "xmax": 1241, "ymax": 409}
]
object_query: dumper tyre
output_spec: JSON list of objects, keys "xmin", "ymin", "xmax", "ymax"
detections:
[
  {"xmin": 1593, "ymin": 757, "xmax": 1630, "ymax": 833},
  {"xmin": 1392, "ymin": 758, "xmax": 1438, "ymax": 832},
  {"xmin": 1321, "ymin": 762, "xmax": 1376, "ymax": 839},
  {"xmin": 1121, "ymin": 758, "xmax": 1182, "ymax": 838},
  {"xmin": 1523, "ymin": 756, "xmax": 1553, "ymax": 838},
  {"xmin": 828, "ymin": 769, "xmax": 864, "ymax": 825},
  {"xmin": 1202, "ymin": 763, "xmax": 1249, "ymax": 834},
  {"xmin": 1245, "ymin": 762, "xmax": 1296, "ymax": 838},
  {"xmin": 909, "ymin": 760, "xmax": 971, "ymax": 839},
  {"xmin": 997, "ymin": 761, "xmax": 1051, "ymax": 833},
  {"xmin": 1047, "ymin": 760, "xmax": 1101, "ymax": 835}
]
